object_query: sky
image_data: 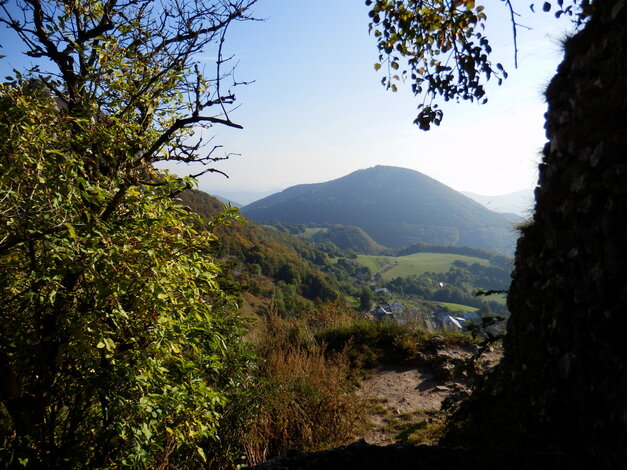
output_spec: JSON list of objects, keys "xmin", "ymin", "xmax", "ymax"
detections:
[
  {"xmin": 0, "ymin": 1, "xmax": 577, "ymax": 202},
  {"xmin": 192, "ymin": 1, "xmax": 576, "ymax": 201}
]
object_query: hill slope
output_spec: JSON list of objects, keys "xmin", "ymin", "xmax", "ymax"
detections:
[
  {"xmin": 179, "ymin": 190, "xmax": 339, "ymax": 307},
  {"xmin": 242, "ymin": 166, "xmax": 517, "ymax": 255},
  {"xmin": 309, "ymin": 225, "xmax": 386, "ymax": 254}
]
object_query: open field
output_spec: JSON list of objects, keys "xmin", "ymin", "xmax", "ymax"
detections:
[
  {"xmin": 428, "ymin": 301, "xmax": 479, "ymax": 313},
  {"xmin": 356, "ymin": 253, "xmax": 490, "ymax": 281},
  {"xmin": 476, "ymin": 292, "xmax": 508, "ymax": 306},
  {"xmin": 299, "ymin": 227, "xmax": 327, "ymax": 239}
]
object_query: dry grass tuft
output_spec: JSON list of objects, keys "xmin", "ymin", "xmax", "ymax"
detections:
[{"xmin": 244, "ymin": 310, "xmax": 368, "ymax": 465}]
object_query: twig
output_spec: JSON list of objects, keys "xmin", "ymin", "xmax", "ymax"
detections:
[{"xmin": 503, "ymin": 0, "xmax": 519, "ymax": 68}]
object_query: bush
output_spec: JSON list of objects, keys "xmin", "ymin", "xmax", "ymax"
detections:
[
  {"xmin": 316, "ymin": 320, "xmax": 432, "ymax": 368},
  {"xmin": 0, "ymin": 83, "xmax": 255, "ymax": 468}
]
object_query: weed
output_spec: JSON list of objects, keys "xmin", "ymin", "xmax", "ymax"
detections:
[
  {"xmin": 381, "ymin": 410, "xmax": 446, "ymax": 446},
  {"xmin": 316, "ymin": 319, "xmax": 469, "ymax": 368},
  {"xmin": 243, "ymin": 311, "xmax": 368, "ymax": 465}
]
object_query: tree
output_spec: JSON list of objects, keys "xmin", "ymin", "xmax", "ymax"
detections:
[
  {"xmin": 0, "ymin": 0, "xmax": 256, "ymax": 467},
  {"xmin": 367, "ymin": 0, "xmax": 627, "ymax": 466},
  {"xmin": 358, "ymin": 286, "xmax": 374, "ymax": 312}
]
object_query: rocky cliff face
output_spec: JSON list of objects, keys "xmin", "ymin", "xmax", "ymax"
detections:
[{"xmin": 447, "ymin": 1, "xmax": 627, "ymax": 467}]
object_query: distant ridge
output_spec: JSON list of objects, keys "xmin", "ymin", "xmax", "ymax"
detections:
[
  {"xmin": 202, "ymin": 188, "xmax": 283, "ymax": 206},
  {"xmin": 212, "ymin": 195, "xmax": 242, "ymax": 207},
  {"xmin": 462, "ymin": 189, "xmax": 534, "ymax": 218},
  {"xmin": 242, "ymin": 166, "xmax": 517, "ymax": 255}
]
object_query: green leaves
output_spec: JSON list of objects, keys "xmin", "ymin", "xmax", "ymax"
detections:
[
  {"xmin": 96, "ymin": 337, "xmax": 115, "ymax": 351},
  {"xmin": 0, "ymin": 19, "xmax": 251, "ymax": 468},
  {"xmin": 368, "ymin": 0, "xmax": 591, "ymax": 130},
  {"xmin": 367, "ymin": 0, "xmax": 507, "ymax": 130}
]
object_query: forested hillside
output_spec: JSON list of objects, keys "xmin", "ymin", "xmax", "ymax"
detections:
[
  {"xmin": 179, "ymin": 190, "xmax": 340, "ymax": 308},
  {"xmin": 179, "ymin": 190, "xmax": 510, "ymax": 317},
  {"xmin": 267, "ymin": 222, "xmax": 387, "ymax": 255},
  {"xmin": 243, "ymin": 166, "xmax": 517, "ymax": 255}
]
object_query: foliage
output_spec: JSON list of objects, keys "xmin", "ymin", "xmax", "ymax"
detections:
[
  {"xmin": 0, "ymin": 81, "xmax": 245, "ymax": 468},
  {"xmin": 366, "ymin": 0, "xmax": 590, "ymax": 129},
  {"xmin": 267, "ymin": 222, "xmax": 388, "ymax": 256},
  {"xmin": 244, "ymin": 308, "xmax": 367, "ymax": 465},
  {"xmin": 326, "ymin": 258, "xmax": 373, "ymax": 285},
  {"xmin": 359, "ymin": 286, "xmax": 375, "ymax": 312},
  {"xmin": 317, "ymin": 317, "xmax": 477, "ymax": 372},
  {"xmin": 318, "ymin": 320, "xmax": 430, "ymax": 369},
  {"xmin": 344, "ymin": 249, "xmax": 510, "ymax": 312},
  {"xmin": 0, "ymin": 0, "xmax": 256, "ymax": 467},
  {"xmin": 309, "ymin": 225, "xmax": 386, "ymax": 255},
  {"xmin": 179, "ymin": 190, "xmax": 339, "ymax": 310},
  {"xmin": 383, "ymin": 271, "xmax": 508, "ymax": 312},
  {"xmin": 367, "ymin": 0, "xmax": 504, "ymax": 130}
]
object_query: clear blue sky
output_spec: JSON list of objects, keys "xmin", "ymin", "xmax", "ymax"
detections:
[{"xmin": 0, "ymin": 1, "xmax": 576, "ymax": 199}]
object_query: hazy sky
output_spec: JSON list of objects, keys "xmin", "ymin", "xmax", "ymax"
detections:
[
  {"xmin": 0, "ymin": 1, "xmax": 576, "ymax": 198},
  {"xmin": 191, "ymin": 1, "xmax": 576, "ymax": 198}
]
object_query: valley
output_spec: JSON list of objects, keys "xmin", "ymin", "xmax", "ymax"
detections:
[
  {"xmin": 183, "ymin": 171, "xmax": 514, "ymax": 328},
  {"xmin": 153, "ymin": 176, "xmax": 515, "ymax": 465}
]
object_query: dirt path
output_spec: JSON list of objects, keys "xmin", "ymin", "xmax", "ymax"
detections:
[{"xmin": 356, "ymin": 347, "xmax": 501, "ymax": 445}]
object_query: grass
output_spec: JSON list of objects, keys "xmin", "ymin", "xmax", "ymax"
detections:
[
  {"xmin": 355, "ymin": 253, "xmax": 490, "ymax": 281},
  {"xmin": 317, "ymin": 318, "xmax": 476, "ymax": 370},
  {"xmin": 298, "ymin": 227, "xmax": 327, "ymax": 239},
  {"xmin": 478, "ymin": 292, "xmax": 508, "ymax": 305},
  {"xmin": 390, "ymin": 415, "xmax": 446, "ymax": 445},
  {"xmin": 244, "ymin": 309, "xmax": 368, "ymax": 465},
  {"xmin": 373, "ymin": 408, "xmax": 446, "ymax": 446},
  {"xmin": 355, "ymin": 255, "xmax": 397, "ymax": 272},
  {"xmin": 428, "ymin": 301, "xmax": 479, "ymax": 313},
  {"xmin": 317, "ymin": 320, "xmax": 429, "ymax": 369},
  {"xmin": 240, "ymin": 307, "xmax": 480, "ymax": 466}
]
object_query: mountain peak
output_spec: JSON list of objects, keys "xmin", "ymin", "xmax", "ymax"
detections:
[{"xmin": 242, "ymin": 167, "xmax": 516, "ymax": 255}]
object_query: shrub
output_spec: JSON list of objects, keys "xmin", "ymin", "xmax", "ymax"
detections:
[{"xmin": 316, "ymin": 320, "xmax": 431, "ymax": 368}]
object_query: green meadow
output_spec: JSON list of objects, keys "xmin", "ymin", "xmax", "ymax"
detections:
[
  {"xmin": 356, "ymin": 252, "xmax": 490, "ymax": 281},
  {"xmin": 300, "ymin": 227, "xmax": 327, "ymax": 239},
  {"xmin": 428, "ymin": 301, "xmax": 480, "ymax": 313}
]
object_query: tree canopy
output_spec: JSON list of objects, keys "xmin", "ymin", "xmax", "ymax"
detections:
[{"xmin": 0, "ymin": 0, "xmax": 256, "ymax": 467}]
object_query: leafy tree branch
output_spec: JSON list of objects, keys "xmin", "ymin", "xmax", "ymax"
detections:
[
  {"xmin": 366, "ymin": 0, "xmax": 589, "ymax": 129},
  {"xmin": 0, "ymin": 0, "xmax": 257, "ymax": 467}
]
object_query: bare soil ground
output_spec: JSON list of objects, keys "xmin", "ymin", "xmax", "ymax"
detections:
[{"xmin": 356, "ymin": 346, "xmax": 502, "ymax": 445}]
